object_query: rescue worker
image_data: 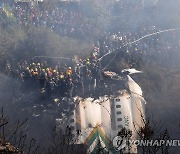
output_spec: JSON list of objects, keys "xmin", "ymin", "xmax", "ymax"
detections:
[
  {"xmin": 57, "ymin": 74, "xmax": 66, "ymax": 96},
  {"xmin": 38, "ymin": 68, "xmax": 47, "ymax": 89},
  {"xmin": 66, "ymin": 78, "xmax": 74, "ymax": 98},
  {"xmin": 66, "ymin": 67, "xmax": 72, "ymax": 77}
]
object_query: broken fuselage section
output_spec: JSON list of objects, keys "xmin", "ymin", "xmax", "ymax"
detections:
[{"xmin": 56, "ymin": 71, "xmax": 146, "ymax": 153}]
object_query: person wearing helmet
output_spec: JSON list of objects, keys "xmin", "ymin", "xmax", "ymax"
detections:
[
  {"xmin": 31, "ymin": 62, "xmax": 36, "ymax": 69},
  {"xmin": 48, "ymin": 70, "xmax": 53, "ymax": 79},
  {"xmin": 59, "ymin": 74, "xmax": 64, "ymax": 79},
  {"xmin": 46, "ymin": 68, "xmax": 49, "ymax": 72},
  {"xmin": 49, "ymin": 78, "xmax": 56, "ymax": 94},
  {"xmin": 86, "ymin": 58, "xmax": 91, "ymax": 66},
  {"xmin": 67, "ymin": 77, "xmax": 74, "ymax": 98},
  {"xmin": 52, "ymin": 69, "xmax": 56, "ymax": 78},
  {"xmin": 79, "ymin": 59, "xmax": 82, "ymax": 63},
  {"xmin": 39, "ymin": 68, "xmax": 47, "ymax": 89},
  {"xmin": 49, "ymin": 67, "xmax": 52, "ymax": 72},
  {"xmin": 56, "ymin": 71, "xmax": 59, "ymax": 75},
  {"xmin": 30, "ymin": 69, "xmax": 34, "ymax": 76},
  {"xmin": 66, "ymin": 67, "xmax": 72, "ymax": 77},
  {"xmin": 33, "ymin": 71, "xmax": 38, "ymax": 76},
  {"xmin": 57, "ymin": 74, "xmax": 66, "ymax": 96},
  {"xmin": 34, "ymin": 68, "xmax": 38, "ymax": 72}
]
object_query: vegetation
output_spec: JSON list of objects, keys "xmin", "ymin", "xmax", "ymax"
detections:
[{"xmin": 0, "ymin": 0, "xmax": 180, "ymax": 153}]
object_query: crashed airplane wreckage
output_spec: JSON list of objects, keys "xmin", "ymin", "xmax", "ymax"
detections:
[{"xmin": 56, "ymin": 69, "xmax": 146, "ymax": 153}]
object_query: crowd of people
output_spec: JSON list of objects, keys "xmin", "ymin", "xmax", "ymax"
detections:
[
  {"xmin": 2, "ymin": 0, "xmax": 152, "ymax": 38},
  {"xmin": 1, "ymin": 0, "xmax": 94, "ymax": 37},
  {"xmin": 4, "ymin": 27, "xmax": 179, "ymax": 100},
  {"xmin": 99, "ymin": 25, "xmax": 160, "ymax": 67},
  {"xmin": 99, "ymin": 23, "xmax": 179, "ymax": 68},
  {"xmin": 5, "ymin": 48, "xmax": 110, "ymax": 99},
  {"xmin": 2, "ymin": 0, "xmax": 179, "ymax": 100}
]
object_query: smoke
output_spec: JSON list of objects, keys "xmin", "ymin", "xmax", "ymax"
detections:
[
  {"xmin": 0, "ymin": 73, "xmax": 54, "ymax": 144},
  {"xmin": 90, "ymin": 0, "xmax": 180, "ymax": 32},
  {"xmin": 0, "ymin": 0, "xmax": 180, "ymax": 148},
  {"xmin": 92, "ymin": 0, "xmax": 180, "ymax": 138}
]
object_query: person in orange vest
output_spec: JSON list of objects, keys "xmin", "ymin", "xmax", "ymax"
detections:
[{"xmin": 66, "ymin": 67, "xmax": 72, "ymax": 77}]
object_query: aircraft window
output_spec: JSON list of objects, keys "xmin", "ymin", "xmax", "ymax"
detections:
[
  {"xmin": 117, "ymin": 111, "xmax": 121, "ymax": 115},
  {"xmin": 118, "ymin": 125, "xmax": 123, "ymax": 129},
  {"xmin": 116, "ymin": 105, "xmax": 121, "ymax": 108},
  {"xmin": 117, "ymin": 118, "xmax": 122, "ymax": 121},
  {"xmin": 70, "ymin": 119, "xmax": 74, "ymax": 123},
  {"xmin": 115, "ymin": 98, "xmax": 120, "ymax": 102}
]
